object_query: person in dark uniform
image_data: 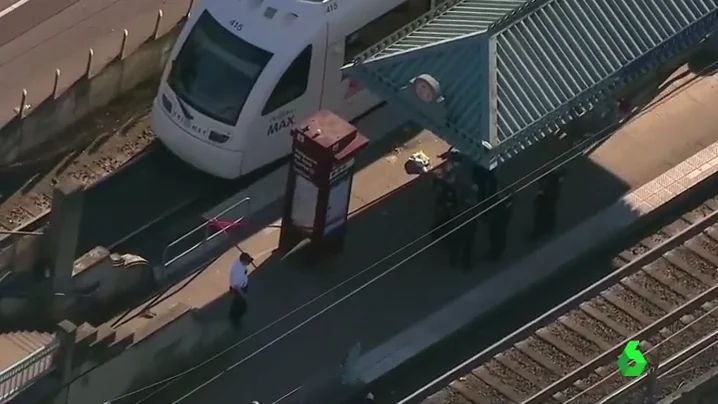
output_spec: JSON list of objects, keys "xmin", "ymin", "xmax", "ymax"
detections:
[
  {"xmin": 472, "ymin": 164, "xmax": 498, "ymax": 202},
  {"xmin": 449, "ymin": 184, "xmax": 480, "ymax": 269},
  {"xmin": 431, "ymin": 164, "xmax": 458, "ymax": 242},
  {"xmin": 485, "ymin": 192, "xmax": 514, "ymax": 261},
  {"xmin": 528, "ymin": 167, "xmax": 566, "ymax": 240}
]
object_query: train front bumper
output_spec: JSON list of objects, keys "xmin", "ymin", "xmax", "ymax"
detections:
[{"xmin": 151, "ymin": 100, "xmax": 243, "ymax": 179}]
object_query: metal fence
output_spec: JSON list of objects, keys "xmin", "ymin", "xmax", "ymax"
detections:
[
  {"xmin": 0, "ymin": 338, "xmax": 60, "ymax": 403},
  {"xmin": 1, "ymin": 0, "xmax": 194, "ymax": 127},
  {"xmin": 161, "ymin": 196, "xmax": 252, "ymax": 269}
]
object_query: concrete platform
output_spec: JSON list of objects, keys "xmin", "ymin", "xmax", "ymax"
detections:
[
  {"xmin": 107, "ymin": 70, "xmax": 718, "ymax": 404},
  {"xmin": 357, "ymin": 140, "xmax": 718, "ymax": 392}
]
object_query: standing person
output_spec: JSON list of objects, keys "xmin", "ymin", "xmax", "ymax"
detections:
[
  {"xmin": 485, "ymin": 192, "xmax": 514, "ymax": 261},
  {"xmin": 450, "ymin": 184, "xmax": 480, "ymax": 269},
  {"xmin": 431, "ymin": 164, "xmax": 458, "ymax": 242},
  {"xmin": 472, "ymin": 164, "xmax": 498, "ymax": 203},
  {"xmin": 528, "ymin": 167, "xmax": 566, "ymax": 240},
  {"xmin": 228, "ymin": 252, "xmax": 253, "ymax": 330}
]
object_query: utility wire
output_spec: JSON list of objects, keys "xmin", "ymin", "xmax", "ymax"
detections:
[
  {"xmin": 116, "ymin": 122, "xmax": 596, "ymax": 403},
  {"xmin": 394, "ymin": 69, "xmax": 718, "ymax": 404},
  {"xmin": 104, "ymin": 55, "xmax": 713, "ymax": 404}
]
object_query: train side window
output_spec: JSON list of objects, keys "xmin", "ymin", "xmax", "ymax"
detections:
[
  {"xmin": 344, "ymin": 0, "xmax": 431, "ymax": 64},
  {"xmin": 262, "ymin": 45, "xmax": 313, "ymax": 115}
]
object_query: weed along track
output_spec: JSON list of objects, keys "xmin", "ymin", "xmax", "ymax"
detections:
[{"xmin": 425, "ymin": 194, "xmax": 718, "ymax": 404}]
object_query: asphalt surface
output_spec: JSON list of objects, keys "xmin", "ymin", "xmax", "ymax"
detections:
[{"xmin": 0, "ymin": 0, "xmax": 191, "ymax": 126}]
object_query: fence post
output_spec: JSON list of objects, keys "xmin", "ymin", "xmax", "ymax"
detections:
[
  {"xmin": 17, "ymin": 89, "xmax": 28, "ymax": 117},
  {"xmin": 85, "ymin": 48, "xmax": 94, "ymax": 80},
  {"xmin": 52, "ymin": 69, "xmax": 61, "ymax": 99},
  {"xmin": 45, "ymin": 180, "xmax": 85, "ymax": 293},
  {"xmin": 52, "ymin": 320, "xmax": 77, "ymax": 404},
  {"xmin": 153, "ymin": 10, "xmax": 163, "ymax": 40},
  {"xmin": 120, "ymin": 29, "xmax": 129, "ymax": 60}
]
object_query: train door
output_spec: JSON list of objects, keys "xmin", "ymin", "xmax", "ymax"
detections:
[
  {"xmin": 329, "ymin": 0, "xmax": 433, "ymax": 122},
  {"xmin": 241, "ymin": 33, "xmax": 327, "ymax": 175}
]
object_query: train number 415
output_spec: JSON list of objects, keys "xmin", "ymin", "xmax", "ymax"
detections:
[
  {"xmin": 326, "ymin": 1, "xmax": 337, "ymax": 12},
  {"xmin": 229, "ymin": 20, "xmax": 243, "ymax": 31}
]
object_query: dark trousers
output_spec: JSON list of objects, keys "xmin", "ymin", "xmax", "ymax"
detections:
[
  {"xmin": 432, "ymin": 210, "xmax": 453, "ymax": 241},
  {"xmin": 531, "ymin": 196, "xmax": 557, "ymax": 236},
  {"xmin": 488, "ymin": 221, "xmax": 507, "ymax": 260},
  {"xmin": 229, "ymin": 290, "xmax": 247, "ymax": 328},
  {"xmin": 450, "ymin": 221, "xmax": 477, "ymax": 268}
]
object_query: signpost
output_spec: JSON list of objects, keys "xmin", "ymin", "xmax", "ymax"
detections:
[{"xmin": 279, "ymin": 110, "xmax": 369, "ymax": 261}]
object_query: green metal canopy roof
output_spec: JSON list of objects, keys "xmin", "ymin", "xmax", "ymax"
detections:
[{"xmin": 344, "ymin": 0, "xmax": 718, "ymax": 169}]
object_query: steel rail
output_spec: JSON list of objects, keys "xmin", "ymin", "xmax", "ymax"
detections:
[
  {"xmin": 398, "ymin": 205, "xmax": 718, "ymax": 403},
  {"xmin": 523, "ymin": 273, "xmax": 718, "ymax": 402},
  {"xmin": 565, "ymin": 303, "xmax": 718, "ymax": 403}
]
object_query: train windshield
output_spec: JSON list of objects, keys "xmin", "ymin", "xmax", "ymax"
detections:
[{"xmin": 167, "ymin": 11, "xmax": 273, "ymax": 125}]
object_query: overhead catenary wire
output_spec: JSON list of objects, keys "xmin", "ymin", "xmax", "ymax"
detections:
[
  {"xmin": 395, "ymin": 77, "xmax": 718, "ymax": 404},
  {"xmin": 100, "ymin": 57, "xmax": 714, "ymax": 404},
  {"xmin": 111, "ymin": 139, "xmax": 568, "ymax": 403},
  {"xmin": 130, "ymin": 72, "xmax": 694, "ymax": 404}
]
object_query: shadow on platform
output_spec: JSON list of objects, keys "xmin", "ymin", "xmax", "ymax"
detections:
[
  {"xmin": 73, "ymin": 111, "xmax": 632, "ymax": 341},
  {"xmin": 367, "ymin": 168, "xmax": 718, "ymax": 404}
]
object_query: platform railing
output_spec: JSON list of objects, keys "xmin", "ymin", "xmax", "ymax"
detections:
[
  {"xmin": 161, "ymin": 197, "xmax": 251, "ymax": 268},
  {"xmin": 0, "ymin": 338, "xmax": 60, "ymax": 402}
]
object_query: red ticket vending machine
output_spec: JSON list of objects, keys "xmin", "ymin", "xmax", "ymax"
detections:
[{"xmin": 279, "ymin": 110, "xmax": 368, "ymax": 259}]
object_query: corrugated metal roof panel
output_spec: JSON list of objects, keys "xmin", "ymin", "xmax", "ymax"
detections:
[
  {"xmin": 346, "ymin": 0, "xmax": 718, "ymax": 169},
  {"xmin": 494, "ymin": 0, "xmax": 718, "ymax": 148},
  {"xmin": 361, "ymin": 0, "xmax": 527, "ymax": 61},
  {"xmin": 347, "ymin": 33, "xmax": 496, "ymax": 147}
]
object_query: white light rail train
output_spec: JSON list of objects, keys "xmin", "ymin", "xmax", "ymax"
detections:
[{"xmin": 152, "ymin": 0, "xmax": 446, "ymax": 179}]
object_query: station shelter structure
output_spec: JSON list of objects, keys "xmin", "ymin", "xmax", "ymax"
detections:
[{"xmin": 342, "ymin": 0, "xmax": 718, "ymax": 170}]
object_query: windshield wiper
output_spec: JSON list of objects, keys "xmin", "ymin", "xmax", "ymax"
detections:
[
  {"xmin": 176, "ymin": 95, "xmax": 194, "ymax": 120},
  {"xmin": 169, "ymin": 59, "xmax": 194, "ymax": 120}
]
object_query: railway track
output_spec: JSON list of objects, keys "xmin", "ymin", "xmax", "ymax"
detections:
[
  {"xmin": 422, "ymin": 194, "xmax": 718, "ymax": 404},
  {"xmin": 0, "ymin": 80, "xmax": 284, "ymax": 269},
  {"xmin": 0, "ymin": 86, "xmax": 157, "ymax": 249}
]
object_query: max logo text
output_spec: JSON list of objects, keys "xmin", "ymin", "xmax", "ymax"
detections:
[{"xmin": 267, "ymin": 115, "xmax": 295, "ymax": 136}]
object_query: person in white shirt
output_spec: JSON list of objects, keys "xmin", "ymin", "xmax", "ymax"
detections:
[{"xmin": 228, "ymin": 252, "xmax": 253, "ymax": 330}]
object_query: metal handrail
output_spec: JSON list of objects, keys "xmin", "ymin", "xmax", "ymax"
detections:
[
  {"xmin": 0, "ymin": 338, "xmax": 60, "ymax": 402},
  {"xmin": 162, "ymin": 197, "xmax": 251, "ymax": 268}
]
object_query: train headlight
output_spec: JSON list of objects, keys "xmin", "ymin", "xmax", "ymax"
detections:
[
  {"xmin": 209, "ymin": 131, "xmax": 230, "ymax": 143},
  {"xmin": 161, "ymin": 94, "xmax": 173, "ymax": 114}
]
